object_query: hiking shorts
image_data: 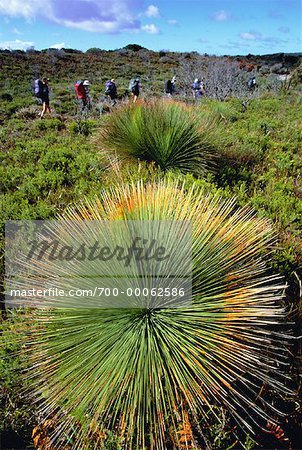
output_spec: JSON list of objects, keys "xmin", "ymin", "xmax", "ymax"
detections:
[{"xmin": 41, "ymin": 96, "xmax": 50, "ymax": 106}]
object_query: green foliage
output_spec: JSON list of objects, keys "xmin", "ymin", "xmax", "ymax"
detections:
[
  {"xmin": 0, "ymin": 92, "xmax": 13, "ymax": 102},
  {"xmin": 207, "ymin": 95, "xmax": 302, "ymax": 274},
  {"xmin": 100, "ymin": 100, "xmax": 215, "ymax": 174},
  {"xmin": 193, "ymin": 406, "xmax": 257, "ymax": 450},
  {"xmin": 34, "ymin": 117, "xmax": 66, "ymax": 131},
  {"xmin": 86, "ymin": 47, "xmax": 104, "ymax": 54},
  {"xmin": 0, "ymin": 310, "xmax": 37, "ymax": 440},
  {"xmin": 0, "ymin": 96, "xmax": 33, "ymax": 118},
  {"xmin": 68, "ymin": 118, "xmax": 98, "ymax": 136},
  {"xmin": 198, "ymin": 99, "xmax": 239, "ymax": 124},
  {"xmin": 291, "ymin": 62, "xmax": 302, "ymax": 86},
  {"xmin": 123, "ymin": 44, "xmax": 148, "ymax": 52},
  {"xmin": 102, "ymin": 432, "xmax": 122, "ymax": 450},
  {"xmin": 19, "ymin": 180, "xmax": 289, "ymax": 449},
  {"xmin": 0, "ymin": 121, "xmax": 105, "ymax": 281},
  {"xmin": 0, "ymin": 49, "xmax": 301, "ymax": 448}
]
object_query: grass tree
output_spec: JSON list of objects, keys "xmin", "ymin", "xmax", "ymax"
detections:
[
  {"xmin": 99, "ymin": 100, "xmax": 215, "ymax": 175},
  {"xmin": 17, "ymin": 180, "xmax": 290, "ymax": 449}
]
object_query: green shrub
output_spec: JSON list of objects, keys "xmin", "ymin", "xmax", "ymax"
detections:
[
  {"xmin": 19, "ymin": 180, "xmax": 289, "ymax": 449},
  {"xmin": 291, "ymin": 62, "xmax": 302, "ymax": 86},
  {"xmin": 68, "ymin": 119, "xmax": 98, "ymax": 136},
  {"xmin": 100, "ymin": 100, "xmax": 215, "ymax": 175},
  {"xmin": 0, "ymin": 310, "xmax": 37, "ymax": 439},
  {"xmin": 0, "ymin": 92, "xmax": 13, "ymax": 102},
  {"xmin": 1, "ymin": 97, "xmax": 32, "ymax": 117},
  {"xmin": 34, "ymin": 117, "xmax": 65, "ymax": 131},
  {"xmin": 199, "ymin": 99, "xmax": 239, "ymax": 123}
]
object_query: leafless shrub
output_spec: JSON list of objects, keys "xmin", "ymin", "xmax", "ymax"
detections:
[
  {"xmin": 15, "ymin": 105, "xmax": 41, "ymax": 120},
  {"xmin": 176, "ymin": 56, "xmax": 207, "ymax": 96},
  {"xmin": 270, "ymin": 63, "xmax": 284, "ymax": 74},
  {"xmin": 177, "ymin": 57, "xmax": 257, "ymax": 100},
  {"xmin": 259, "ymin": 65, "xmax": 270, "ymax": 75},
  {"xmin": 202, "ymin": 59, "xmax": 251, "ymax": 100}
]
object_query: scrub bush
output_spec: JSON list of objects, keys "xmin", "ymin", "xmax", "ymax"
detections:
[{"xmin": 100, "ymin": 100, "xmax": 215, "ymax": 175}]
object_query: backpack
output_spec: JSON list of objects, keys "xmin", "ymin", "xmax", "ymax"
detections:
[
  {"xmin": 105, "ymin": 80, "xmax": 113, "ymax": 95},
  {"xmin": 129, "ymin": 79, "xmax": 138, "ymax": 93},
  {"xmin": 34, "ymin": 79, "xmax": 43, "ymax": 98},
  {"xmin": 248, "ymin": 77, "xmax": 256, "ymax": 88},
  {"xmin": 75, "ymin": 80, "xmax": 85, "ymax": 98},
  {"xmin": 193, "ymin": 81, "xmax": 201, "ymax": 90},
  {"xmin": 165, "ymin": 79, "xmax": 172, "ymax": 93}
]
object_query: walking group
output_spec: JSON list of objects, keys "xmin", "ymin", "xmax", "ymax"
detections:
[
  {"xmin": 33, "ymin": 75, "xmax": 210, "ymax": 118},
  {"xmin": 34, "ymin": 73, "xmax": 257, "ymax": 118},
  {"xmin": 73, "ymin": 77, "xmax": 143, "ymax": 112}
]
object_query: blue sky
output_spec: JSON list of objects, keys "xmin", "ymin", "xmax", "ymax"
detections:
[{"xmin": 0, "ymin": 0, "xmax": 301, "ymax": 54}]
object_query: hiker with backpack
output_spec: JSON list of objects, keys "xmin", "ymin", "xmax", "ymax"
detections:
[
  {"xmin": 105, "ymin": 79, "xmax": 117, "ymax": 106},
  {"xmin": 247, "ymin": 76, "xmax": 256, "ymax": 92},
  {"xmin": 35, "ymin": 77, "xmax": 51, "ymax": 118},
  {"xmin": 165, "ymin": 76, "xmax": 176, "ymax": 97},
  {"xmin": 75, "ymin": 79, "xmax": 92, "ymax": 113},
  {"xmin": 129, "ymin": 78, "xmax": 141, "ymax": 103},
  {"xmin": 34, "ymin": 78, "xmax": 43, "ymax": 103},
  {"xmin": 192, "ymin": 78, "xmax": 205, "ymax": 99}
]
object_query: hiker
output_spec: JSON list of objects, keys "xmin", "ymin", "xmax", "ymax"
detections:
[
  {"xmin": 34, "ymin": 78, "xmax": 43, "ymax": 103},
  {"xmin": 247, "ymin": 76, "xmax": 256, "ymax": 91},
  {"xmin": 105, "ymin": 79, "xmax": 117, "ymax": 106},
  {"xmin": 39, "ymin": 77, "xmax": 51, "ymax": 118},
  {"xmin": 165, "ymin": 76, "xmax": 176, "ymax": 97},
  {"xmin": 75, "ymin": 79, "xmax": 92, "ymax": 112},
  {"xmin": 129, "ymin": 78, "xmax": 140, "ymax": 103},
  {"xmin": 192, "ymin": 78, "xmax": 205, "ymax": 98}
]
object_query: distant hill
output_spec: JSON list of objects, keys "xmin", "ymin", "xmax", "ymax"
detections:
[{"xmin": 0, "ymin": 47, "xmax": 300, "ymax": 88}]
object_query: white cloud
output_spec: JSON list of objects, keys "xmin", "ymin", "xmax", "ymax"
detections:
[
  {"xmin": 239, "ymin": 30, "xmax": 287, "ymax": 46},
  {"xmin": 0, "ymin": 0, "xmax": 52, "ymax": 20},
  {"xmin": 0, "ymin": 0, "xmax": 142, "ymax": 33},
  {"xmin": 54, "ymin": 19, "xmax": 122, "ymax": 33},
  {"xmin": 0, "ymin": 39, "xmax": 35, "ymax": 50},
  {"xmin": 50, "ymin": 42, "xmax": 66, "ymax": 49},
  {"xmin": 167, "ymin": 19, "xmax": 178, "ymax": 25},
  {"xmin": 141, "ymin": 23, "xmax": 160, "ymax": 34},
  {"xmin": 12, "ymin": 27, "xmax": 22, "ymax": 35},
  {"xmin": 240, "ymin": 32, "xmax": 259, "ymax": 40},
  {"xmin": 211, "ymin": 10, "xmax": 232, "ymax": 22},
  {"xmin": 145, "ymin": 5, "xmax": 160, "ymax": 18}
]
